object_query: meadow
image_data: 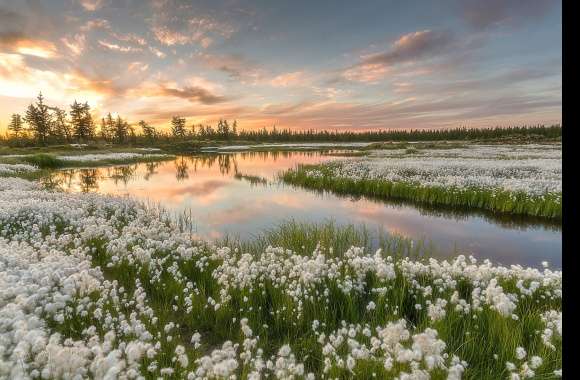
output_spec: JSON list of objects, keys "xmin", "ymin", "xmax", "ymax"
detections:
[
  {"xmin": 0, "ymin": 152, "xmax": 562, "ymax": 379},
  {"xmin": 282, "ymin": 144, "xmax": 562, "ymax": 220},
  {"xmin": 0, "ymin": 143, "xmax": 562, "ymax": 379}
]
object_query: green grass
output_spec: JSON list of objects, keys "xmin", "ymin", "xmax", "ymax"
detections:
[
  {"xmin": 1, "ymin": 152, "xmax": 175, "ymax": 169},
  {"xmin": 0, "ymin": 210, "xmax": 561, "ymax": 379},
  {"xmin": 21, "ymin": 153, "xmax": 65, "ymax": 168},
  {"xmin": 281, "ymin": 164, "xmax": 562, "ymax": 220}
]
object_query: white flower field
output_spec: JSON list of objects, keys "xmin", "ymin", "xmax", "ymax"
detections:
[{"xmin": 0, "ymin": 161, "xmax": 562, "ymax": 379}]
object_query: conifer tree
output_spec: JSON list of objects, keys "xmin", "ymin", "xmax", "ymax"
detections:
[
  {"xmin": 232, "ymin": 120, "xmax": 238, "ymax": 137},
  {"xmin": 7, "ymin": 114, "xmax": 24, "ymax": 139},
  {"xmin": 25, "ymin": 92, "xmax": 52, "ymax": 144},
  {"xmin": 70, "ymin": 101, "xmax": 94, "ymax": 141},
  {"xmin": 51, "ymin": 107, "xmax": 71, "ymax": 142},
  {"xmin": 113, "ymin": 115, "xmax": 128, "ymax": 144},
  {"xmin": 171, "ymin": 116, "xmax": 186, "ymax": 139},
  {"xmin": 139, "ymin": 120, "xmax": 156, "ymax": 141}
]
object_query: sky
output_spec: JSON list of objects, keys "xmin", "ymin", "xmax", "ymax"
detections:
[{"xmin": 0, "ymin": 0, "xmax": 562, "ymax": 132}]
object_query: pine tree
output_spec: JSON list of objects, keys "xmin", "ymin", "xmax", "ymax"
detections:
[
  {"xmin": 50, "ymin": 107, "xmax": 71, "ymax": 142},
  {"xmin": 70, "ymin": 101, "xmax": 94, "ymax": 141},
  {"xmin": 25, "ymin": 92, "xmax": 52, "ymax": 144},
  {"xmin": 139, "ymin": 120, "xmax": 156, "ymax": 141},
  {"xmin": 222, "ymin": 119, "xmax": 230, "ymax": 138},
  {"xmin": 171, "ymin": 116, "xmax": 186, "ymax": 139},
  {"xmin": 232, "ymin": 120, "xmax": 238, "ymax": 138},
  {"xmin": 99, "ymin": 118, "xmax": 108, "ymax": 141},
  {"xmin": 113, "ymin": 115, "xmax": 128, "ymax": 144},
  {"xmin": 7, "ymin": 114, "xmax": 24, "ymax": 139},
  {"xmin": 104, "ymin": 113, "xmax": 115, "ymax": 141},
  {"xmin": 128, "ymin": 124, "xmax": 136, "ymax": 144}
]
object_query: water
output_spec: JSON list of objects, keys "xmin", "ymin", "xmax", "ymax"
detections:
[{"xmin": 45, "ymin": 151, "xmax": 561, "ymax": 268}]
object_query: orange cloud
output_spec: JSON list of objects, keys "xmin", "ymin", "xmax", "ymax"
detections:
[
  {"xmin": 343, "ymin": 63, "xmax": 390, "ymax": 83},
  {"xmin": 127, "ymin": 62, "xmax": 149, "ymax": 73},
  {"xmin": 61, "ymin": 34, "xmax": 86, "ymax": 56},
  {"xmin": 0, "ymin": 54, "xmax": 119, "ymax": 109},
  {"xmin": 98, "ymin": 40, "xmax": 142, "ymax": 53},
  {"xmin": 0, "ymin": 33, "xmax": 57, "ymax": 58},
  {"xmin": 270, "ymin": 71, "xmax": 307, "ymax": 87},
  {"xmin": 152, "ymin": 26, "xmax": 191, "ymax": 46}
]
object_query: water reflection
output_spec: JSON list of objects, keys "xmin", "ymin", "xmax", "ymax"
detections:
[
  {"xmin": 299, "ymin": 188, "xmax": 562, "ymax": 233},
  {"xmin": 175, "ymin": 157, "xmax": 190, "ymax": 181},
  {"xmin": 42, "ymin": 151, "xmax": 561, "ymax": 267},
  {"xmin": 111, "ymin": 166, "xmax": 136, "ymax": 186},
  {"xmin": 144, "ymin": 161, "xmax": 161, "ymax": 180},
  {"xmin": 79, "ymin": 169, "xmax": 101, "ymax": 192}
]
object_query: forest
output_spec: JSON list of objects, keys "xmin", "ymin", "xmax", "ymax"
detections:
[{"xmin": 1, "ymin": 93, "xmax": 562, "ymax": 146}]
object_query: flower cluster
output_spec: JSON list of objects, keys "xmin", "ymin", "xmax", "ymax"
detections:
[
  {"xmin": 0, "ymin": 175, "xmax": 562, "ymax": 379},
  {"xmin": 307, "ymin": 144, "xmax": 561, "ymax": 197},
  {"xmin": 0, "ymin": 163, "xmax": 38, "ymax": 175},
  {"xmin": 57, "ymin": 152, "xmax": 169, "ymax": 162}
]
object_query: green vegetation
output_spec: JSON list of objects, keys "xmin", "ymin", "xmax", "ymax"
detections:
[
  {"xmin": 281, "ymin": 164, "xmax": 562, "ymax": 220},
  {"xmin": 22, "ymin": 153, "xmax": 63, "ymax": 169},
  {"xmin": 1, "ymin": 152, "xmax": 174, "ymax": 169},
  {"xmin": 226, "ymin": 220, "xmax": 430, "ymax": 260},
  {"xmin": 0, "ymin": 198, "xmax": 562, "ymax": 378},
  {"xmin": 233, "ymin": 172, "xmax": 268, "ymax": 186}
]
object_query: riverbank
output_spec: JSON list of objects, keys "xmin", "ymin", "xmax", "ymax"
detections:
[{"xmin": 282, "ymin": 144, "xmax": 562, "ymax": 220}]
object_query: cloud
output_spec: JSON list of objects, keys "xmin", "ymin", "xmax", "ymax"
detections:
[
  {"xmin": 79, "ymin": 0, "xmax": 105, "ymax": 12},
  {"xmin": 66, "ymin": 70, "xmax": 121, "ymax": 97},
  {"xmin": 61, "ymin": 34, "xmax": 86, "ymax": 56},
  {"xmin": 0, "ymin": 53, "xmax": 118, "ymax": 103},
  {"xmin": 151, "ymin": 20, "xmax": 230, "ymax": 48},
  {"xmin": 98, "ymin": 40, "xmax": 142, "ymax": 53},
  {"xmin": 0, "ymin": 32, "xmax": 58, "ymax": 58},
  {"xmin": 194, "ymin": 52, "xmax": 265, "ymax": 82},
  {"xmin": 149, "ymin": 46, "xmax": 166, "ymax": 58},
  {"xmin": 157, "ymin": 84, "xmax": 227, "ymax": 105},
  {"xmin": 127, "ymin": 62, "xmax": 149, "ymax": 73},
  {"xmin": 363, "ymin": 30, "xmax": 453, "ymax": 67},
  {"xmin": 459, "ymin": 0, "xmax": 556, "ymax": 30},
  {"xmin": 342, "ymin": 30, "xmax": 455, "ymax": 83},
  {"xmin": 270, "ymin": 71, "xmax": 307, "ymax": 87},
  {"xmin": 342, "ymin": 63, "xmax": 390, "ymax": 84},
  {"xmin": 397, "ymin": 65, "xmax": 560, "ymax": 98},
  {"xmin": 151, "ymin": 26, "xmax": 191, "ymax": 46},
  {"xmin": 149, "ymin": 1, "xmax": 236, "ymax": 48},
  {"xmin": 79, "ymin": 19, "xmax": 110, "ymax": 32}
]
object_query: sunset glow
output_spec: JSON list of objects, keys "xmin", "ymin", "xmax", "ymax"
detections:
[{"xmin": 0, "ymin": 0, "xmax": 561, "ymax": 132}]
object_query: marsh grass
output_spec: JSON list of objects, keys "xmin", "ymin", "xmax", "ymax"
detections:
[
  {"xmin": 281, "ymin": 165, "xmax": 562, "ymax": 220},
  {"xmin": 1, "ymin": 152, "xmax": 175, "ymax": 169},
  {"xmin": 0, "ymin": 195, "xmax": 562, "ymax": 379},
  {"xmin": 233, "ymin": 172, "xmax": 269, "ymax": 186},
  {"xmin": 221, "ymin": 220, "xmax": 430, "ymax": 261},
  {"xmin": 22, "ymin": 153, "xmax": 64, "ymax": 168}
]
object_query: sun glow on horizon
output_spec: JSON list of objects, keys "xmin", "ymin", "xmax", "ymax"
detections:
[{"xmin": 0, "ymin": 1, "xmax": 561, "ymax": 133}]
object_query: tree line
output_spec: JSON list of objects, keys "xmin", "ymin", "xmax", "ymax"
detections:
[{"xmin": 2, "ymin": 92, "xmax": 562, "ymax": 146}]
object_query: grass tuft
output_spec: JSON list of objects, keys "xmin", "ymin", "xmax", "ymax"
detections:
[
  {"xmin": 22, "ymin": 153, "xmax": 64, "ymax": 168},
  {"xmin": 281, "ymin": 164, "xmax": 562, "ymax": 220}
]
